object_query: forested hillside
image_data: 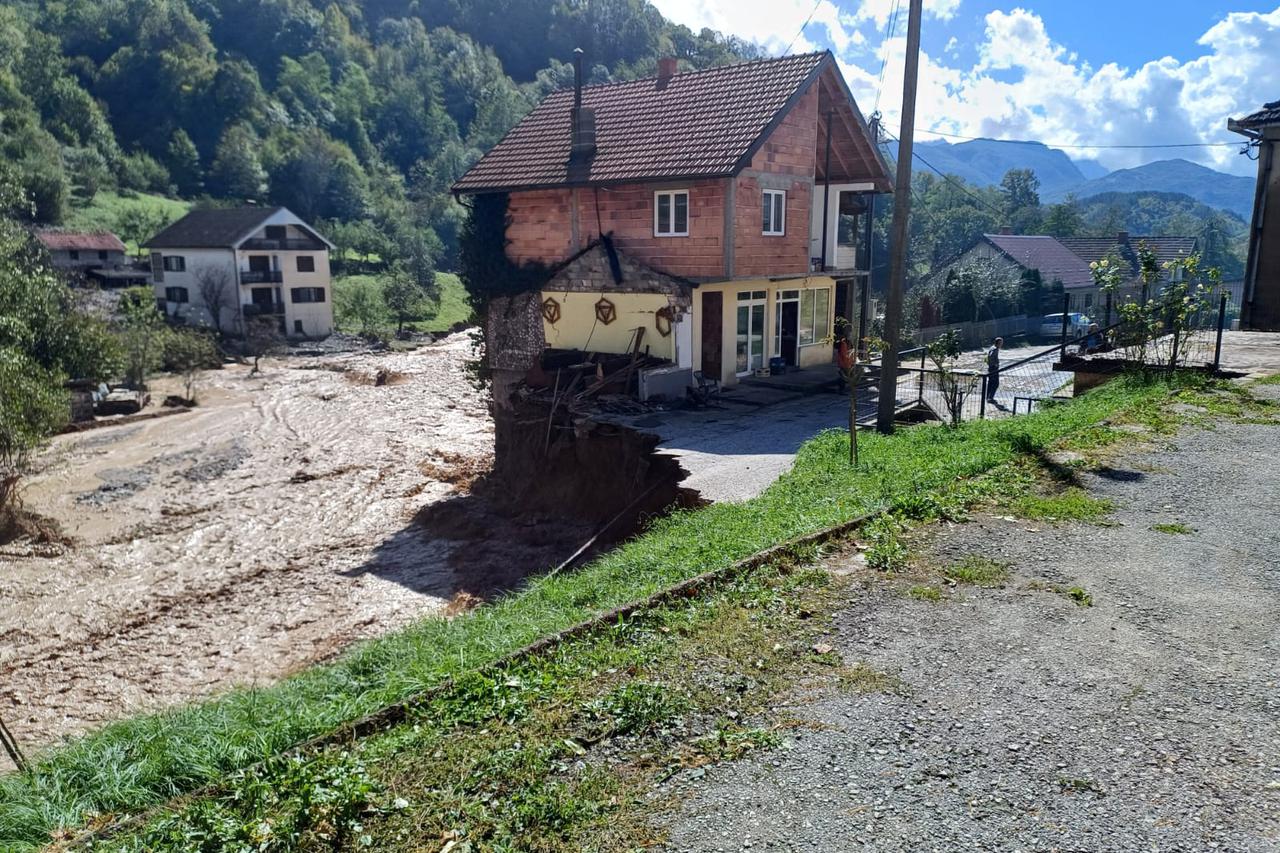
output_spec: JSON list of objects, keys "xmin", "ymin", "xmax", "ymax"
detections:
[{"xmin": 0, "ymin": 0, "xmax": 760, "ymax": 274}]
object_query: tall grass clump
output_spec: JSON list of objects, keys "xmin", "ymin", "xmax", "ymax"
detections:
[{"xmin": 0, "ymin": 374, "xmax": 1196, "ymax": 849}]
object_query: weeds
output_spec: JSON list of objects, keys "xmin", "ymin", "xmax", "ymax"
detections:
[
  {"xmin": 1152, "ymin": 522, "xmax": 1194, "ymax": 535},
  {"xmin": 863, "ymin": 516, "xmax": 908, "ymax": 572},
  {"xmin": 1027, "ymin": 580, "xmax": 1093, "ymax": 607},
  {"xmin": 907, "ymin": 585, "xmax": 942, "ymax": 602},
  {"xmin": 944, "ymin": 556, "xmax": 1011, "ymax": 587},
  {"xmin": 835, "ymin": 663, "xmax": 906, "ymax": 695},
  {"xmin": 1066, "ymin": 586, "xmax": 1093, "ymax": 607},
  {"xmin": 1013, "ymin": 488, "xmax": 1114, "ymax": 523}
]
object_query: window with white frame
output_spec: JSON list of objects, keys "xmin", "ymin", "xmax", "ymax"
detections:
[
  {"xmin": 654, "ymin": 190, "xmax": 689, "ymax": 237},
  {"xmin": 161, "ymin": 255, "xmax": 186, "ymax": 272},
  {"xmin": 798, "ymin": 288, "xmax": 831, "ymax": 345},
  {"xmin": 762, "ymin": 189, "xmax": 786, "ymax": 235}
]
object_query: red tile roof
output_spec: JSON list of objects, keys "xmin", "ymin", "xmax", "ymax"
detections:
[
  {"xmin": 34, "ymin": 230, "xmax": 126, "ymax": 252},
  {"xmin": 984, "ymin": 234, "xmax": 1094, "ymax": 289},
  {"xmin": 1231, "ymin": 99, "xmax": 1280, "ymax": 130},
  {"xmin": 454, "ymin": 52, "xmax": 880, "ymax": 194}
]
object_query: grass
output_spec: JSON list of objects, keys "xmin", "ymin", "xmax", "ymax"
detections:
[
  {"xmin": 0, "ymin": 373, "xmax": 1225, "ymax": 849},
  {"xmin": 907, "ymin": 585, "xmax": 942, "ymax": 602},
  {"xmin": 943, "ymin": 555, "xmax": 1011, "ymax": 587},
  {"xmin": 1012, "ymin": 488, "xmax": 1114, "ymax": 523},
  {"xmin": 66, "ymin": 191, "xmax": 191, "ymax": 254},
  {"xmin": 98, "ymin": 565, "xmax": 849, "ymax": 852},
  {"xmin": 332, "ymin": 271, "xmax": 472, "ymax": 335},
  {"xmin": 1152, "ymin": 522, "xmax": 1194, "ymax": 535}
]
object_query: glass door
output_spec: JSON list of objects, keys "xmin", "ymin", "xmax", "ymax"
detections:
[{"xmin": 735, "ymin": 290, "xmax": 767, "ymax": 375}]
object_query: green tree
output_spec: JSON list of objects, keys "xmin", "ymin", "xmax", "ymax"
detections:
[
  {"xmin": 1041, "ymin": 195, "xmax": 1083, "ymax": 238},
  {"xmin": 115, "ymin": 206, "xmax": 175, "ymax": 259},
  {"xmin": 1000, "ymin": 168, "xmax": 1042, "ymax": 234},
  {"xmin": 166, "ymin": 129, "xmax": 202, "ymax": 196},
  {"xmin": 163, "ymin": 328, "xmax": 219, "ymax": 402},
  {"xmin": 208, "ymin": 123, "xmax": 266, "ymax": 200},
  {"xmin": 118, "ymin": 287, "xmax": 167, "ymax": 388}
]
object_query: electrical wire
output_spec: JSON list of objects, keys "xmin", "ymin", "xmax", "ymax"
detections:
[
  {"xmin": 872, "ymin": 0, "xmax": 903, "ymax": 116},
  {"xmin": 784, "ymin": 0, "xmax": 825, "ymax": 56},
  {"xmin": 912, "ymin": 127, "xmax": 1240, "ymax": 150}
]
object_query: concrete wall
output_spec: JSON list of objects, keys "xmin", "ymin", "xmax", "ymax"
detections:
[
  {"xmin": 541, "ymin": 291, "xmax": 676, "ymax": 360},
  {"xmin": 151, "ymin": 248, "xmax": 240, "ymax": 333}
]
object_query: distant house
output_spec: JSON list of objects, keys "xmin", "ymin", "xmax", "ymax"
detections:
[
  {"xmin": 1229, "ymin": 99, "xmax": 1280, "ymax": 329},
  {"xmin": 947, "ymin": 231, "xmax": 1196, "ymax": 317},
  {"xmin": 452, "ymin": 51, "xmax": 892, "ymax": 388},
  {"xmin": 144, "ymin": 207, "xmax": 334, "ymax": 339},
  {"xmin": 35, "ymin": 230, "xmax": 128, "ymax": 273}
]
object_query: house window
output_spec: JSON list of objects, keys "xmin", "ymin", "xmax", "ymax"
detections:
[
  {"xmin": 265, "ymin": 225, "xmax": 287, "ymax": 240},
  {"xmin": 296, "ymin": 255, "xmax": 316, "ymax": 273},
  {"xmin": 798, "ymin": 288, "xmax": 831, "ymax": 346},
  {"xmin": 162, "ymin": 255, "xmax": 186, "ymax": 272},
  {"xmin": 165, "ymin": 286, "xmax": 189, "ymax": 303},
  {"xmin": 294, "ymin": 320, "xmax": 304, "ymax": 334},
  {"xmin": 290, "ymin": 287, "xmax": 326, "ymax": 303},
  {"xmin": 762, "ymin": 190, "xmax": 786, "ymax": 235},
  {"xmin": 654, "ymin": 190, "xmax": 689, "ymax": 237},
  {"xmin": 69, "ymin": 250, "xmax": 80, "ymax": 260},
  {"xmin": 98, "ymin": 250, "xmax": 109, "ymax": 260}
]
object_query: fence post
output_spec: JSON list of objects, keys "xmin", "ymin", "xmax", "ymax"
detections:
[
  {"xmin": 1213, "ymin": 293, "xmax": 1228, "ymax": 371},
  {"xmin": 979, "ymin": 374, "xmax": 987, "ymax": 420},
  {"xmin": 917, "ymin": 347, "xmax": 926, "ymax": 405},
  {"xmin": 1059, "ymin": 292, "xmax": 1071, "ymax": 360},
  {"xmin": 857, "ymin": 275, "xmax": 869, "ymax": 358}
]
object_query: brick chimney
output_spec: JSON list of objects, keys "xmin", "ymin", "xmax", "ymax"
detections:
[
  {"xmin": 656, "ymin": 56, "xmax": 678, "ymax": 87},
  {"xmin": 1117, "ymin": 230, "xmax": 1130, "ymax": 243},
  {"xmin": 999, "ymin": 226, "xmax": 1013, "ymax": 235}
]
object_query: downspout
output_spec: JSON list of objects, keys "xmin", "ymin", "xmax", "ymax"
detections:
[{"xmin": 820, "ymin": 109, "xmax": 833, "ymax": 271}]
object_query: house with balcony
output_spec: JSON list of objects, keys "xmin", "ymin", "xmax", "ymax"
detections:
[
  {"xmin": 452, "ymin": 50, "xmax": 892, "ymax": 389},
  {"xmin": 144, "ymin": 207, "xmax": 334, "ymax": 338}
]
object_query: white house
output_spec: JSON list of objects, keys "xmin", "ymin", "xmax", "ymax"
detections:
[{"xmin": 144, "ymin": 207, "xmax": 334, "ymax": 339}]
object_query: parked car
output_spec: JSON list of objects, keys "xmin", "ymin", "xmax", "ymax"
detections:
[{"xmin": 1037, "ymin": 312, "xmax": 1093, "ymax": 340}]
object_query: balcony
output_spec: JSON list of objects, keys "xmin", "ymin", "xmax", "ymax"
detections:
[
  {"xmin": 239, "ymin": 269, "xmax": 284, "ymax": 284},
  {"xmin": 241, "ymin": 238, "xmax": 326, "ymax": 251},
  {"xmin": 243, "ymin": 302, "xmax": 286, "ymax": 317}
]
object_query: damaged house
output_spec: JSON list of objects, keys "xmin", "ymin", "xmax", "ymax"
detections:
[
  {"xmin": 454, "ymin": 50, "xmax": 893, "ymax": 396},
  {"xmin": 449, "ymin": 49, "xmax": 890, "ymax": 539}
]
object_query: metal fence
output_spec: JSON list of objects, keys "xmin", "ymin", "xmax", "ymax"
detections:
[{"xmin": 859, "ymin": 290, "xmax": 1233, "ymax": 426}]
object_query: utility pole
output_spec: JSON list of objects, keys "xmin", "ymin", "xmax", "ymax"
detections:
[{"xmin": 876, "ymin": 0, "xmax": 923, "ymax": 434}]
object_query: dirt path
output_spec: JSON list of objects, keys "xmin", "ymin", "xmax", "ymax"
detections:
[
  {"xmin": 661, "ymin": 396, "xmax": 1280, "ymax": 851},
  {"xmin": 2, "ymin": 334, "xmax": 492, "ymax": 754}
]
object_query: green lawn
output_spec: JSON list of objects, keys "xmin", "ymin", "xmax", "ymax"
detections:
[
  {"xmin": 0, "ymin": 374, "xmax": 1224, "ymax": 850},
  {"xmin": 66, "ymin": 191, "xmax": 190, "ymax": 254},
  {"xmin": 332, "ymin": 271, "xmax": 472, "ymax": 335}
]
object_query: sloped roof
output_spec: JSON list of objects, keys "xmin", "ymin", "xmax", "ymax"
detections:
[
  {"xmin": 983, "ymin": 234, "xmax": 1094, "ymax": 289},
  {"xmin": 1060, "ymin": 235, "xmax": 1197, "ymax": 275},
  {"xmin": 144, "ymin": 207, "xmax": 285, "ymax": 249},
  {"xmin": 35, "ymin": 230, "xmax": 125, "ymax": 252},
  {"xmin": 453, "ymin": 52, "xmax": 889, "ymax": 194},
  {"xmin": 1231, "ymin": 99, "xmax": 1280, "ymax": 130}
]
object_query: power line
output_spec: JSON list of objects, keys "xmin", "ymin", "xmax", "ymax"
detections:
[
  {"xmin": 881, "ymin": 128, "xmax": 1007, "ymax": 220},
  {"xmin": 784, "ymin": 0, "xmax": 825, "ymax": 55},
  {"xmin": 913, "ymin": 127, "xmax": 1240, "ymax": 150},
  {"xmin": 872, "ymin": 0, "xmax": 903, "ymax": 115}
]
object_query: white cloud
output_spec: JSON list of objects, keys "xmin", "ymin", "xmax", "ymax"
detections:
[
  {"xmin": 650, "ymin": 0, "xmax": 856, "ymax": 54},
  {"xmin": 869, "ymin": 6, "xmax": 1280, "ymax": 175},
  {"xmin": 850, "ymin": 0, "xmax": 963, "ymax": 28}
]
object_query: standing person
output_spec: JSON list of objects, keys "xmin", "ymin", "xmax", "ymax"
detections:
[{"xmin": 986, "ymin": 337, "xmax": 1003, "ymax": 403}]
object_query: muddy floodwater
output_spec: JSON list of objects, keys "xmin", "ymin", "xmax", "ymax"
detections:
[{"xmin": 1, "ymin": 333, "xmax": 494, "ymax": 755}]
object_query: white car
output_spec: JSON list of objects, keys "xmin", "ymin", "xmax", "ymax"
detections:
[{"xmin": 1038, "ymin": 312, "xmax": 1092, "ymax": 340}]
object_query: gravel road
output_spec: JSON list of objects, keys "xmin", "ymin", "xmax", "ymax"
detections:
[{"xmin": 661, "ymin": 399, "xmax": 1280, "ymax": 851}]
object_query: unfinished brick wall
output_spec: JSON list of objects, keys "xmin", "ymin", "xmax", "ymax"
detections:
[
  {"xmin": 733, "ymin": 84, "xmax": 818, "ymax": 278},
  {"xmin": 506, "ymin": 181, "xmax": 727, "ymax": 279}
]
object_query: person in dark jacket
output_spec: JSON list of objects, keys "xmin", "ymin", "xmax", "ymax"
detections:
[{"xmin": 986, "ymin": 337, "xmax": 1003, "ymax": 403}]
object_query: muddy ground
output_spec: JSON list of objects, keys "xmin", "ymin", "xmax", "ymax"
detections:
[{"xmin": 0, "ymin": 333, "xmax": 583, "ymax": 755}]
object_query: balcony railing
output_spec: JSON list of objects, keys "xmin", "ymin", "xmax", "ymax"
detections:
[
  {"xmin": 240, "ymin": 269, "xmax": 284, "ymax": 284},
  {"xmin": 243, "ymin": 302, "xmax": 286, "ymax": 317},
  {"xmin": 241, "ymin": 238, "xmax": 326, "ymax": 251}
]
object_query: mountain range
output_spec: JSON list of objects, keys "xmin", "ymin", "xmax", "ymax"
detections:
[{"xmin": 898, "ymin": 139, "xmax": 1256, "ymax": 220}]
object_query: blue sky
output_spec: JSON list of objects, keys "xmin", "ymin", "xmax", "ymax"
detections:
[{"xmin": 651, "ymin": 0, "xmax": 1280, "ymax": 174}]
